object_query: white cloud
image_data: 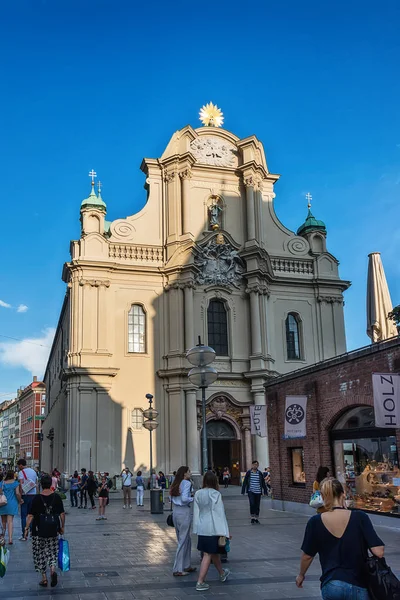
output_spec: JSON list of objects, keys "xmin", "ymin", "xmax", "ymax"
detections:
[
  {"xmin": 0, "ymin": 300, "xmax": 11, "ymax": 308},
  {"xmin": 17, "ymin": 304, "xmax": 28, "ymax": 313},
  {"xmin": 0, "ymin": 328, "xmax": 55, "ymax": 377}
]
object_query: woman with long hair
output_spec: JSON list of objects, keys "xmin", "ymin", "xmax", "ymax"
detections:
[
  {"xmin": 193, "ymin": 471, "xmax": 230, "ymax": 592},
  {"xmin": 24, "ymin": 473, "xmax": 65, "ymax": 588},
  {"xmin": 96, "ymin": 475, "xmax": 109, "ymax": 520},
  {"xmin": 0, "ymin": 470, "xmax": 21, "ymax": 544},
  {"xmin": 297, "ymin": 477, "xmax": 384, "ymax": 600},
  {"xmin": 313, "ymin": 466, "xmax": 330, "ymax": 513},
  {"xmin": 169, "ymin": 466, "xmax": 196, "ymax": 577}
]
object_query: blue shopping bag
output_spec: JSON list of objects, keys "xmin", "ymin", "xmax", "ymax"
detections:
[{"xmin": 58, "ymin": 537, "xmax": 70, "ymax": 572}]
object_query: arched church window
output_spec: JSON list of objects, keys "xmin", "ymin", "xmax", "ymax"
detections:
[
  {"xmin": 286, "ymin": 313, "xmax": 301, "ymax": 360},
  {"xmin": 128, "ymin": 304, "xmax": 146, "ymax": 353},
  {"xmin": 207, "ymin": 299, "xmax": 229, "ymax": 356},
  {"xmin": 131, "ymin": 408, "xmax": 144, "ymax": 430}
]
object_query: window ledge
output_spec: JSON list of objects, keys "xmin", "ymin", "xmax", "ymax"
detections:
[{"xmin": 289, "ymin": 483, "xmax": 306, "ymax": 488}]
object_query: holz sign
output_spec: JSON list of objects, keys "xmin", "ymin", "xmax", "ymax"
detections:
[{"xmin": 372, "ymin": 373, "xmax": 400, "ymax": 428}]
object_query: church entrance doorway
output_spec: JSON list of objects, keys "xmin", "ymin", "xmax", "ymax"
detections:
[{"xmin": 206, "ymin": 420, "xmax": 241, "ymax": 485}]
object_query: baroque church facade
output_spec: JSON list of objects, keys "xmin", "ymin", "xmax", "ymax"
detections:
[{"xmin": 42, "ymin": 110, "xmax": 349, "ymax": 480}]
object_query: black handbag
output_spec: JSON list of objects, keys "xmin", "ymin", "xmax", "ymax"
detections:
[
  {"xmin": 166, "ymin": 513, "xmax": 174, "ymax": 527},
  {"xmin": 366, "ymin": 554, "xmax": 400, "ymax": 600}
]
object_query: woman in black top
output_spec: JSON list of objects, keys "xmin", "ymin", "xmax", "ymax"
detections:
[
  {"xmin": 297, "ymin": 478, "xmax": 384, "ymax": 600},
  {"xmin": 96, "ymin": 475, "xmax": 109, "ymax": 520},
  {"xmin": 25, "ymin": 473, "xmax": 65, "ymax": 588}
]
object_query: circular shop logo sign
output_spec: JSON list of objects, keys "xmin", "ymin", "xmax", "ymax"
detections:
[{"xmin": 285, "ymin": 404, "xmax": 305, "ymax": 424}]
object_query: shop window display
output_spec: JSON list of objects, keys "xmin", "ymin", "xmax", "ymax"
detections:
[
  {"xmin": 332, "ymin": 406, "xmax": 400, "ymax": 515},
  {"xmin": 291, "ymin": 447, "xmax": 306, "ymax": 484}
]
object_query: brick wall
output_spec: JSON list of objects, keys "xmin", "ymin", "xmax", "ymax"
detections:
[{"xmin": 266, "ymin": 338, "xmax": 400, "ymax": 505}]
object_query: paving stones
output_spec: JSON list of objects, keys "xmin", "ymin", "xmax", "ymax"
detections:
[{"xmin": 0, "ymin": 487, "xmax": 400, "ymax": 600}]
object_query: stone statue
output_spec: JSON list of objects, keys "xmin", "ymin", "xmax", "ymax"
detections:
[{"xmin": 209, "ymin": 201, "xmax": 223, "ymax": 230}]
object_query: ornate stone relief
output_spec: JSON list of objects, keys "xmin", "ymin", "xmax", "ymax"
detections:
[
  {"xmin": 317, "ymin": 296, "xmax": 344, "ymax": 305},
  {"xmin": 194, "ymin": 238, "xmax": 245, "ymax": 288},
  {"xmin": 78, "ymin": 278, "xmax": 110, "ymax": 287},
  {"xmin": 190, "ymin": 136, "xmax": 237, "ymax": 167},
  {"xmin": 285, "ymin": 236, "xmax": 310, "ymax": 256},
  {"xmin": 109, "ymin": 219, "xmax": 136, "ymax": 241},
  {"xmin": 208, "ymin": 395, "xmax": 243, "ymax": 424},
  {"xmin": 245, "ymin": 283, "xmax": 270, "ymax": 296}
]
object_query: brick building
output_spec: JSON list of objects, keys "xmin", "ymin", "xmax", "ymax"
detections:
[
  {"xmin": 266, "ymin": 337, "xmax": 400, "ymax": 520},
  {"xmin": 19, "ymin": 377, "xmax": 46, "ymax": 467}
]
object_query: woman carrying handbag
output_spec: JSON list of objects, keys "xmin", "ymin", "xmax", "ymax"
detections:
[
  {"xmin": 0, "ymin": 470, "xmax": 21, "ymax": 545},
  {"xmin": 296, "ymin": 477, "xmax": 384, "ymax": 600}
]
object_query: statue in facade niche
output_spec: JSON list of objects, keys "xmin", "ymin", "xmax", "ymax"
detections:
[{"xmin": 209, "ymin": 200, "xmax": 223, "ymax": 230}]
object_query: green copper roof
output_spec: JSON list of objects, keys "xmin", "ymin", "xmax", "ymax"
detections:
[
  {"xmin": 81, "ymin": 185, "xmax": 106, "ymax": 212},
  {"xmin": 297, "ymin": 209, "xmax": 326, "ymax": 236}
]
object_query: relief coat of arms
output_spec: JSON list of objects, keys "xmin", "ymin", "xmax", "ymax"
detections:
[{"xmin": 194, "ymin": 238, "xmax": 245, "ymax": 288}]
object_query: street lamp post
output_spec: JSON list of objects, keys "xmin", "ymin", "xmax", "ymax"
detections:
[
  {"xmin": 186, "ymin": 337, "xmax": 218, "ymax": 473},
  {"xmin": 143, "ymin": 393, "xmax": 159, "ymax": 490}
]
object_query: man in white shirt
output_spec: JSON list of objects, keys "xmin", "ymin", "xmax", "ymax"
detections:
[
  {"xmin": 120, "ymin": 467, "xmax": 133, "ymax": 508},
  {"xmin": 17, "ymin": 458, "xmax": 38, "ymax": 540}
]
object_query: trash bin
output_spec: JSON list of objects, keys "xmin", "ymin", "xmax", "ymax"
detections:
[{"xmin": 150, "ymin": 488, "xmax": 164, "ymax": 514}]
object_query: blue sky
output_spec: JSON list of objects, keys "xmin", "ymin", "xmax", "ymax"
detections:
[{"xmin": 0, "ymin": 0, "xmax": 399, "ymax": 400}]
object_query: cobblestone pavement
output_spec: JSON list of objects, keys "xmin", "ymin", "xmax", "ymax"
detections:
[{"xmin": 1, "ymin": 487, "xmax": 400, "ymax": 600}]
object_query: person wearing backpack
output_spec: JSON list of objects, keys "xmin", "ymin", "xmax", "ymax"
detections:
[{"xmin": 24, "ymin": 473, "xmax": 65, "ymax": 588}]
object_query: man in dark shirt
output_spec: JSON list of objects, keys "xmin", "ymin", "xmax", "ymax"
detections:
[
  {"xmin": 78, "ymin": 468, "xmax": 88, "ymax": 509},
  {"xmin": 241, "ymin": 460, "xmax": 268, "ymax": 524}
]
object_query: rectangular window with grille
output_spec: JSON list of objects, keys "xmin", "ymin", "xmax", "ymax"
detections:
[
  {"xmin": 128, "ymin": 305, "xmax": 146, "ymax": 353},
  {"xmin": 207, "ymin": 299, "xmax": 229, "ymax": 356},
  {"xmin": 131, "ymin": 408, "xmax": 144, "ymax": 430}
]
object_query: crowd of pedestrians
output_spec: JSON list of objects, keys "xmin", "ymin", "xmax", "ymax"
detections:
[{"xmin": 0, "ymin": 459, "xmax": 392, "ymax": 600}]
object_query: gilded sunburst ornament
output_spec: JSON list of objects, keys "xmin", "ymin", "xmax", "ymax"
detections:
[{"xmin": 199, "ymin": 102, "xmax": 224, "ymax": 127}]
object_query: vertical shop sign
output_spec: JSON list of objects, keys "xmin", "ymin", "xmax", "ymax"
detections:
[
  {"xmin": 284, "ymin": 396, "xmax": 307, "ymax": 439},
  {"xmin": 372, "ymin": 373, "xmax": 400, "ymax": 428},
  {"xmin": 250, "ymin": 405, "xmax": 267, "ymax": 437}
]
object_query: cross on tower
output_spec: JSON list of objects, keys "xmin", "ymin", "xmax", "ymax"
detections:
[
  {"xmin": 97, "ymin": 180, "xmax": 102, "ymax": 194},
  {"xmin": 88, "ymin": 169, "xmax": 97, "ymax": 185},
  {"xmin": 305, "ymin": 192, "xmax": 312, "ymax": 209}
]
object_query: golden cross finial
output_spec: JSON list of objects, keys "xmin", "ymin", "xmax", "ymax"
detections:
[{"xmin": 305, "ymin": 192, "xmax": 312, "ymax": 209}]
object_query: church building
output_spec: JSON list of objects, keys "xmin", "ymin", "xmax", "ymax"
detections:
[{"xmin": 42, "ymin": 104, "xmax": 349, "ymax": 481}]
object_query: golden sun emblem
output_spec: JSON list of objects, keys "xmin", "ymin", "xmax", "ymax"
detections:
[{"xmin": 199, "ymin": 102, "xmax": 224, "ymax": 127}]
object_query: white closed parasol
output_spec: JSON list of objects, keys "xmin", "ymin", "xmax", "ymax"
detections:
[{"xmin": 366, "ymin": 252, "xmax": 398, "ymax": 342}]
